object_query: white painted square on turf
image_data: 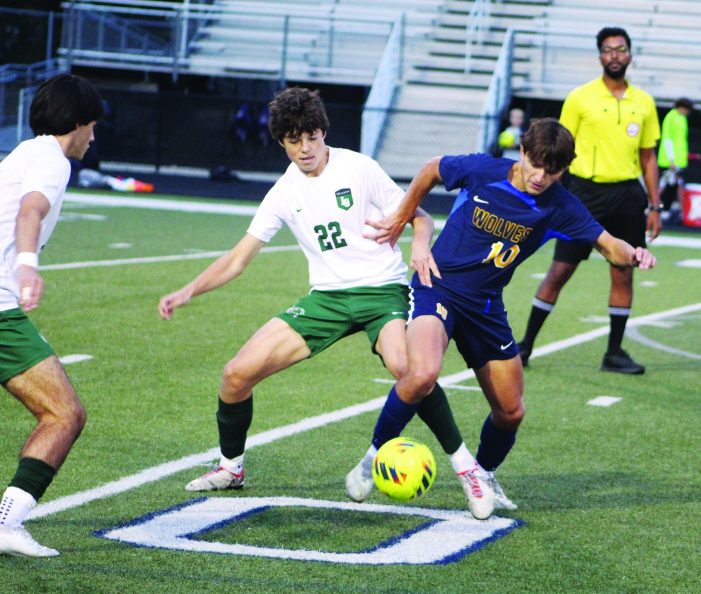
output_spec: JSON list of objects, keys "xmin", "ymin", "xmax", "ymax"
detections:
[
  {"xmin": 587, "ymin": 396, "xmax": 622, "ymax": 407},
  {"xmin": 96, "ymin": 496, "xmax": 522, "ymax": 565}
]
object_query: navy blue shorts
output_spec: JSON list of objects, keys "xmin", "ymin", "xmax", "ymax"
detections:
[{"xmin": 408, "ymin": 282, "xmax": 518, "ymax": 370}]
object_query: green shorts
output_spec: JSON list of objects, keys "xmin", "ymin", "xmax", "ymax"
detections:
[
  {"xmin": 0, "ymin": 308, "xmax": 54, "ymax": 383},
  {"xmin": 276, "ymin": 284, "xmax": 409, "ymax": 358}
]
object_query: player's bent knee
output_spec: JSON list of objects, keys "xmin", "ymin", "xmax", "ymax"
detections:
[
  {"xmin": 220, "ymin": 361, "xmax": 255, "ymax": 398},
  {"xmin": 72, "ymin": 402, "xmax": 87, "ymax": 434},
  {"xmin": 404, "ymin": 368, "xmax": 440, "ymax": 399},
  {"xmin": 493, "ymin": 401, "xmax": 525, "ymax": 430},
  {"xmin": 385, "ymin": 359, "xmax": 408, "ymax": 381},
  {"xmin": 57, "ymin": 401, "xmax": 87, "ymax": 438}
]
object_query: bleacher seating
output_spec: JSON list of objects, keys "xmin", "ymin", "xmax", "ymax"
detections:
[{"xmin": 52, "ymin": 0, "xmax": 701, "ymax": 178}]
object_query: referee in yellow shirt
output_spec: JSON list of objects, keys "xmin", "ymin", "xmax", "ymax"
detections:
[{"xmin": 518, "ymin": 27, "xmax": 662, "ymax": 374}]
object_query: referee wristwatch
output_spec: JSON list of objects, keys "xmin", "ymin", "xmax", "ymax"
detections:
[{"xmin": 648, "ymin": 203, "xmax": 664, "ymax": 212}]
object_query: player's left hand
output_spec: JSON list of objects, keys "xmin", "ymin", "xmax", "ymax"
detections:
[
  {"xmin": 633, "ymin": 247, "xmax": 656, "ymax": 269},
  {"xmin": 646, "ymin": 210, "xmax": 662, "ymax": 241}
]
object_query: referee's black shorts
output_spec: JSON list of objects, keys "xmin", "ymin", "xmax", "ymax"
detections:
[{"xmin": 554, "ymin": 175, "xmax": 648, "ymax": 264}]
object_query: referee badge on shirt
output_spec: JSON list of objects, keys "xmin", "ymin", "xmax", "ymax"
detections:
[
  {"xmin": 626, "ymin": 122, "xmax": 640, "ymax": 137},
  {"xmin": 335, "ymin": 188, "xmax": 354, "ymax": 211}
]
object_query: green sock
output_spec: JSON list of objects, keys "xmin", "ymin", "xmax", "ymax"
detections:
[
  {"xmin": 9, "ymin": 457, "xmax": 56, "ymax": 501},
  {"xmin": 416, "ymin": 383, "xmax": 463, "ymax": 454},
  {"xmin": 216, "ymin": 396, "xmax": 253, "ymax": 459}
]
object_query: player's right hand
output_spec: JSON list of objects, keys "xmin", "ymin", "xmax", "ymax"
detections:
[
  {"xmin": 158, "ymin": 288, "xmax": 192, "ymax": 320},
  {"xmin": 17, "ymin": 266, "xmax": 43, "ymax": 312}
]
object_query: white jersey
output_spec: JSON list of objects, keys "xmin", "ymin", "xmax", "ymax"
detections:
[
  {"xmin": 247, "ymin": 147, "xmax": 409, "ymax": 291},
  {"xmin": 0, "ymin": 135, "xmax": 70, "ymax": 310}
]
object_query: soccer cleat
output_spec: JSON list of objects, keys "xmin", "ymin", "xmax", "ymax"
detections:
[
  {"xmin": 600, "ymin": 350, "xmax": 645, "ymax": 375},
  {"xmin": 457, "ymin": 465, "xmax": 495, "ymax": 520},
  {"xmin": 0, "ymin": 525, "xmax": 59, "ymax": 557},
  {"xmin": 185, "ymin": 466, "xmax": 244, "ymax": 492},
  {"xmin": 517, "ymin": 342, "xmax": 531, "ymax": 367},
  {"xmin": 485, "ymin": 471, "xmax": 518, "ymax": 510},
  {"xmin": 345, "ymin": 459, "xmax": 375, "ymax": 502}
]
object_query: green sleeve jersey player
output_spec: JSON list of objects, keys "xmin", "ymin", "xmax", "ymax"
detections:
[
  {"xmin": 159, "ymin": 88, "xmax": 485, "ymax": 510},
  {"xmin": 0, "ymin": 74, "xmax": 103, "ymax": 558}
]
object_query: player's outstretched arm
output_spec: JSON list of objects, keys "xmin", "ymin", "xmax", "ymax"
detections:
[
  {"xmin": 594, "ymin": 230, "xmax": 656, "ymax": 269},
  {"xmin": 364, "ymin": 156, "xmax": 443, "ymax": 247},
  {"xmin": 158, "ymin": 233, "xmax": 264, "ymax": 319}
]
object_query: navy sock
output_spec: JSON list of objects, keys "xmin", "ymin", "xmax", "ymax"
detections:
[
  {"xmin": 416, "ymin": 383, "xmax": 462, "ymax": 454},
  {"xmin": 476, "ymin": 415, "xmax": 517, "ymax": 471},
  {"xmin": 372, "ymin": 387, "xmax": 419, "ymax": 449}
]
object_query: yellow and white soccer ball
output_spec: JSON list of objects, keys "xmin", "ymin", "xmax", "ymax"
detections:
[{"xmin": 372, "ymin": 437, "xmax": 437, "ymax": 502}]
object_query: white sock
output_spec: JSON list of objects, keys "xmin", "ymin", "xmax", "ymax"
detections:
[
  {"xmin": 449, "ymin": 443, "xmax": 477, "ymax": 474},
  {"xmin": 361, "ymin": 445, "xmax": 378, "ymax": 478},
  {"xmin": 219, "ymin": 454, "xmax": 244, "ymax": 475},
  {"xmin": 0, "ymin": 486, "xmax": 37, "ymax": 529}
]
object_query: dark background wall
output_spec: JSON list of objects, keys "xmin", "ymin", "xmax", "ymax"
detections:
[{"xmin": 79, "ymin": 69, "xmax": 367, "ymax": 174}]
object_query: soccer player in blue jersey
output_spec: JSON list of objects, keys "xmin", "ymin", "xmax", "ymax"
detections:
[{"xmin": 345, "ymin": 118, "xmax": 656, "ymax": 519}]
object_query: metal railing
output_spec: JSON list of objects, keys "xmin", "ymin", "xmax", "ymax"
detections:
[
  {"xmin": 509, "ymin": 27, "xmax": 701, "ymax": 104},
  {"xmin": 464, "ymin": 0, "xmax": 492, "ymax": 73},
  {"xmin": 361, "ymin": 16, "xmax": 404, "ymax": 158},
  {"xmin": 59, "ymin": 0, "xmax": 400, "ymax": 85},
  {"xmin": 477, "ymin": 27, "xmax": 513, "ymax": 153}
]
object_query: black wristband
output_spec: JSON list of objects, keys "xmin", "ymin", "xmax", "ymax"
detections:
[{"xmin": 648, "ymin": 204, "xmax": 663, "ymax": 212}]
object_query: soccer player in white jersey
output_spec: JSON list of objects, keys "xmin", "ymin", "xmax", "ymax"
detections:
[
  {"xmin": 159, "ymin": 88, "xmax": 483, "ymax": 501},
  {"xmin": 0, "ymin": 74, "xmax": 103, "ymax": 557}
]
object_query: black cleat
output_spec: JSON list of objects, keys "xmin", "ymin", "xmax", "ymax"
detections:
[
  {"xmin": 600, "ymin": 350, "xmax": 645, "ymax": 375},
  {"xmin": 517, "ymin": 342, "xmax": 531, "ymax": 367}
]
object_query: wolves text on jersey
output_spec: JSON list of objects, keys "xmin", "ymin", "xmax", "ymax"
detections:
[{"xmin": 472, "ymin": 206, "xmax": 533, "ymax": 243}]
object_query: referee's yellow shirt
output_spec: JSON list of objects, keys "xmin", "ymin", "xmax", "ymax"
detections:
[{"xmin": 560, "ymin": 77, "xmax": 660, "ymax": 183}]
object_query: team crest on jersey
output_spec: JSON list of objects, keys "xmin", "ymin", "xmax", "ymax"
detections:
[
  {"xmin": 626, "ymin": 122, "xmax": 640, "ymax": 137},
  {"xmin": 335, "ymin": 188, "xmax": 354, "ymax": 211}
]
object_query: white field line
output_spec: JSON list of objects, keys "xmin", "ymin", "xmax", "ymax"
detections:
[
  {"xmin": 65, "ymin": 192, "xmax": 260, "ymax": 216},
  {"xmin": 40, "ymin": 245, "xmax": 299, "ymax": 271},
  {"xmin": 29, "ymin": 301, "xmax": 701, "ymax": 521}
]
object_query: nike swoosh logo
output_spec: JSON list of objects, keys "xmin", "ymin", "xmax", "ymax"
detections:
[
  {"xmin": 473, "ymin": 196, "xmax": 489, "ymax": 204},
  {"xmin": 500, "ymin": 341, "xmax": 514, "ymax": 350},
  {"xmin": 295, "ymin": 208, "xmax": 302, "ymax": 212}
]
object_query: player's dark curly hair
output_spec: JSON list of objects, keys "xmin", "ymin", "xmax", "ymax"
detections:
[
  {"xmin": 268, "ymin": 87, "xmax": 330, "ymax": 143},
  {"xmin": 30, "ymin": 73, "xmax": 103, "ymax": 136},
  {"xmin": 520, "ymin": 118, "xmax": 576, "ymax": 174},
  {"xmin": 596, "ymin": 27, "xmax": 631, "ymax": 51}
]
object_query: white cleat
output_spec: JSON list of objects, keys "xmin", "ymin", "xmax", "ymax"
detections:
[
  {"xmin": 0, "ymin": 526, "xmax": 59, "ymax": 557},
  {"xmin": 457, "ymin": 465, "xmax": 495, "ymax": 520},
  {"xmin": 486, "ymin": 471, "xmax": 518, "ymax": 510},
  {"xmin": 345, "ymin": 459, "xmax": 374, "ymax": 502},
  {"xmin": 185, "ymin": 466, "xmax": 244, "ymax": 492}
]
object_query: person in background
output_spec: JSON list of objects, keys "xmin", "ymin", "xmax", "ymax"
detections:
[
  {"xmin": 518, "ymin": 26, "xmax": 661, "ymax": 375},
  {"xmin": 498, "ymin": 108, "xmax": 525, "ymax": 160},
  {"xmin": 658, "ymin": 97, "xmax": 693, "ymax": 223}
]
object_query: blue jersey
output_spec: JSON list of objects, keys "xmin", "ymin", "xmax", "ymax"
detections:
[{"xmin": 430, "ymin": 154, "xmax": 603, "ymax": 299}]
